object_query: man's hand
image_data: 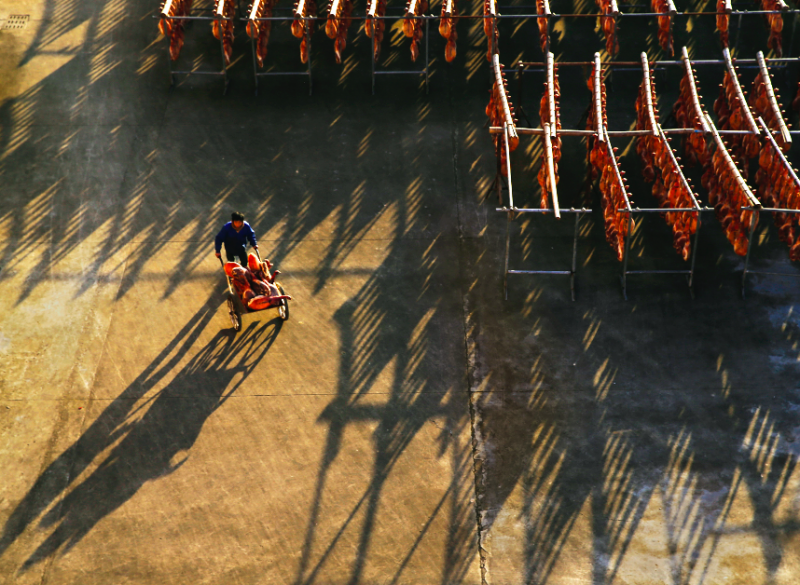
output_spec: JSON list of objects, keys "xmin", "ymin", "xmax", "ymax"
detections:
[
  {"xmin": 215, "ymin": 252, "xmax": 221, "ymax": 258},
  {"xmin": 253, "ymin": 244, "xmax": 259, "ymax": 250}
]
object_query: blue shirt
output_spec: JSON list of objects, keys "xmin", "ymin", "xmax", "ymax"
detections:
[{"xmin": 215, "ymin": 221, "xmax": 257, "ymax": 253}]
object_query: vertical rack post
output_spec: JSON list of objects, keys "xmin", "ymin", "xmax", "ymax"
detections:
[
  {"xmin": 425, "ymin": 17, "xmax": 430, "ymax": 94},
  {"xmin": 571, "ymin": 212, "xmax": 580, "ymax": 301},
  {"xmin": 307, "ymin": 20, "xmax": 313, "ymax": 96},
  {"xmin": 742, "ymin": 212, "xmax": 758, "ymax": 298}
]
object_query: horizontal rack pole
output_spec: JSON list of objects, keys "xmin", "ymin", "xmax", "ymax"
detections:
[
  {"xmin": 159, "ymin": 15, "xmax": 234, "ymax": 20},
  {"xmin": 743, "ymin": 270, "xmax": 800, "ymax": 277},
  {"xmin": 374, "ymin": 70, "xmax": 426, "ymax": 75},
  {"xmin": 496, "ymin": 207, "xmax": 592, "ymax": 213},
  {"xmin": 743, "ymin": 207, "xmax": 800, "ymax": 214},
  {"xmin": 255, "ymin": 71, "xmax": 311, "ymax": 76},
  {"xmin": 218, "ymin": 9, "xmax": 800, "ymax": 21},
  {"xmin": 625, "ymin": 270, "xmax": 692, "ymax": 274},
  {"xmin": 517, "ymin": 58, "xmax": 800, "ymax": 67},
  {"xmin": 488, "ymin": 126, "xmax": 793, "ymax": 136},
  {"xmin": 170, "ymin": 70, "xmax": 226, "ymax": 75},
  {"xmin": 508, "ymin": 270, "xmax": 573, "ymax": 275},
  {"xmin": 617, "ymin": 207, "xmax": 713, "ymax": 212}
]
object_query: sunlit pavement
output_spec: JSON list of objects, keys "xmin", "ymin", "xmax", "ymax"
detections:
[{"xmin": 1, "ymin": 1, "xmax": 799, "ymax": 584}]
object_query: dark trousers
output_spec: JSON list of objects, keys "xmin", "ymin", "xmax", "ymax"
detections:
[{"xmin": 225, "ymin": 244, "xmax": 248, "ymax": 266}]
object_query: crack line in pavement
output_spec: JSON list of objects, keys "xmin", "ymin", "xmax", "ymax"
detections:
[{"xmin": 449, "ymin": 65, "xmax": 489, "ymax": 585}]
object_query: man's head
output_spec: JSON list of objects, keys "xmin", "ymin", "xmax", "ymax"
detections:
[{"xmin": 231, "ymin": 211, "xmax": 245, "ymax": 231}]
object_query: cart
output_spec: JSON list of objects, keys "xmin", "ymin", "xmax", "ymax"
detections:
[{"xmin": 219, "ymin": 252, "xmax": 290, "ymax": 331}]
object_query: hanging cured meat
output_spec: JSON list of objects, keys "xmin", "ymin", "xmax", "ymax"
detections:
[
  {"xmin": 486, "ymin": 60, "xmax": 519, "ymax": 178},
  {"xmin": 326, "ymin": 0, "xmax": 354, "ymax": 64},
  {"xmin": 586, "ymin": 62, "xmax": 608, "ymax": 181},
  {"xmin": 749, "ymin": 63, "xmax": 791, "ymax": 152},
  {"xmin": 595, "ymin": 0, "xmax": 619, "ymax": 57},
  {"xmin": 589, "ymin": 139, "xmax": 631, "ymax": 261},
  {"xmin": 538, "ymin": 65, "xmax": 561, "ymax": 209},
  {"xmin": 760, "ymin": 0, "xmax": 784, "ymax": 56},
  {"xmin": 701, "ymin": 134, "xmax": 758, "ymax": 256},
  {"xmin": 246, "ymin": 0, "xmax": 279, "ymax": 68},
  {"xmin": 586, "ymin": 62, "xmax": 631, "ymax": 261},
  {"xmin": 671, "ymin": 59, "xmax": 709, "ymax": 168},
  {"xmin": 634, "ymin": 65, "xmax": 660, "ymax": 183},
  {"xmin": 651, "ymin": 0, "xmax": 673, "ymax": 55},
  {"xmin": 535, "ymin": 0, "xmax": 549, "ymax": 53},
  {"xmin": 483, "ymin": 0, "xmax": 498, "ymax": 61},
  {"xmin": 716, "ymin": 0, "xmax": 729, "ymax": 48},
  {"xmin": 292, "ymin": 0, "xmax": 317, "ymax": 64},
  {"xmin": 404, "ymin": 0, "xmax": 429, "ymax": 62},
  {"xmin": 159, "ymin": 0, "xmax": 194, "ymax": 61},
  {"xmin": 365, "ymin": 0, "xmax": 386, "ymax": 62},
  {"xmin": 650, "ymin": 135, "xmax": 699, "ymax": 260},
  {"xmin": 754, "ymin": 134, "xmax": 800, "ymax": 261},
  {"xmin": 713, "ymin": 69, "xmax": 760, "ymax": 172},
  {"xmin": 212, "ymin": 0, "xmax": 236, "ymax": 64},
  {"xmin": 439, "ymin": 0, "xmax": 458, "ymax": 63}
]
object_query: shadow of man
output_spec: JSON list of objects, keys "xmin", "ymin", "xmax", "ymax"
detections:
[{"xmin": 0, "ymin": 294, "xmax": 281, "ymax": 573}]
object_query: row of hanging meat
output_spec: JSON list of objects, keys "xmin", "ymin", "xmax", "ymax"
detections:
[
  {"xmin": 487, "ymin": 49, "xmax": 800, "ymax": 265},
  {"xmin": 158, "ymin": 0, "xmax": 491, "ymax": 67},
  {"xmin": 575, "ymin": 1, "xmax": 789, "ymax": 58}
]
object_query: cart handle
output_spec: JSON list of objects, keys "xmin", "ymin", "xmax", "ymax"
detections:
[{"xmin": 218, "ymin": 255, "xmax": 235, "ymax": 296}]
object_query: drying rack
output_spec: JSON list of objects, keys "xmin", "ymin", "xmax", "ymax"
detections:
[
  {"xmin": 488, "ymin": 44, "xmax": 800, "ymax": 300},
  {"xmin": 158, "ymin": 0, "xmax": 237, "ymax": 94},
  {"xmin": 369, "ymin": 9, "xmax": 431, "ymax": 95},
  {"xmin": 741, "ymin": 116, "xmax": 800, "ymax": 297},
  {"xmin": 492, "ymin": 51, "xmax": 591, "ymax": 301},
  {"xmin": 244, "ymin": 2, "xmax": 314, "ymax": 96}
]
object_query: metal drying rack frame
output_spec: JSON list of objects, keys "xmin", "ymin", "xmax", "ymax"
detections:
[
  {"xmin": 243, "ymin": 2, "xmax": 314, "ymax": 96},
  {"xmin": 741, "ymin": 116, "xmax": 800, "ymax": 298},
  {"xmin": 488, "ymin": 44, "xmax": 800, "ymax": 300},
  {"xmin": 156, "ymin": 0, "xmax": 243, "ymax": 95}
]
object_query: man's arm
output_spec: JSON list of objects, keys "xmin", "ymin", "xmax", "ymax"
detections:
[
  {"xmin": 246, "ymin": 223, "xmax": 258, "ymax": 249},
  {"xmin": 214, "ymin": 225, "xmax": 227, "ymax": 255}
]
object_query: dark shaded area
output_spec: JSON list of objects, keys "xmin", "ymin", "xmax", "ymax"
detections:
[{"xmin": 0, "ymin": 292, "xmax": 281, "ymax": 571}]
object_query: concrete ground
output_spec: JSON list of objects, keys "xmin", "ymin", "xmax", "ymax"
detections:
[{"xmin": 1, "ymin": 1, "xmax": 800, "ymax": 584}]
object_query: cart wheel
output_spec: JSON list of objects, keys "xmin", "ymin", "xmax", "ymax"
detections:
[
  {"xmin": 227, "ymin": 297, "xmax": 241, "ymax": 331},
  {"xmin": 276, "ymin": 283, "xmax": 289, "ymax": 320}
]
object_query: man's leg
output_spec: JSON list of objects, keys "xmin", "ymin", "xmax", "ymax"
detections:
[{"xmin": 225, "ymin": 244, "xmax": 248, "ymax": 265}]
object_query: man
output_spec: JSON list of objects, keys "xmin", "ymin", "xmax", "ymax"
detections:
[{"xmin": 214, "ymin": 212, "xmax": 258, "ymax": 266}]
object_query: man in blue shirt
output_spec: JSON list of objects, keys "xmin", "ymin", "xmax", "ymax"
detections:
[{"xmin": 214, "ymin": 212, "xmax": 258, "ymax": 266}]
